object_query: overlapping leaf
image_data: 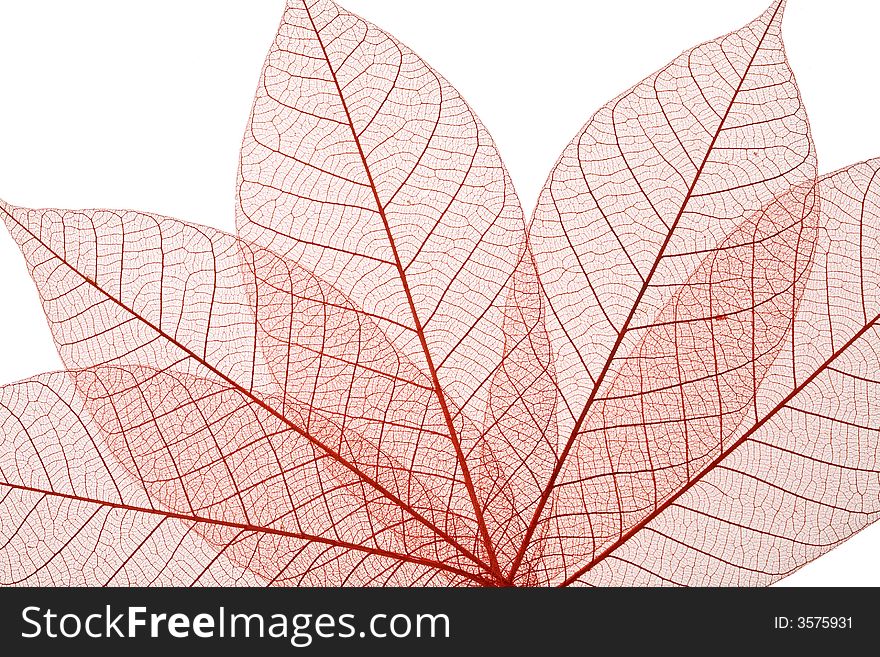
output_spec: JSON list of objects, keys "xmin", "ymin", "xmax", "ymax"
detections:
[
  {"xmin": 572, "ymin": 160, "xmax": 880, "ymax": 586},
  {"xmin": 514, "ymin": 0, "xmax": 821, "ymax": 583},
  {"xmin": 1, "ymin": 0, "xmax": 878, "ymax": 587},
  {"xmin": 0, "ymin": 203, "xmax": 496, "ymax": 584}
]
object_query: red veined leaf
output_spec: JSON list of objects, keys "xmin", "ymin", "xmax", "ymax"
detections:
[
  {"xmin": 0, "ymin": 205, "xmax": 266, "ymax": 390},
  {"xmin": 1, "ymin": 0, "xmax": 877, "ymax": 588},
  {"xmin": 514, "ymin": 0, "xmax": 820, "ymax": 582},
  {"xmin": 237, "ymin": 0, "xmax": 526, "ymax": 410},
  {"xmin": 0, "ymin": 371, "xmax": 469, "ymax": 586},
  {"xmin": 236, "ymin": 0, "xmax": 535, "ymax": 579},
  {"xmin": 565, "ymin": 159, "xmax": 880, "ymax": 586},
  {"xmin": 237, "ymin": 0, "xmax": 524, "ymax": 410},
  {"xmin": 526, "ymin": 180, "xmax": 820, "ymax": 582},
  {"xmin": 0, "ymin": 203, "xmax": 497, "ymax": 584}
]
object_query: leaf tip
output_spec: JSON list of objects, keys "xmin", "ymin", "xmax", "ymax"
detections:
[{"xmin": 765, "ymin": 0, "xmax": 787, "ymax": 23}]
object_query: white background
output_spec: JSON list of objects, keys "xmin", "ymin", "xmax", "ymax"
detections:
[{"xmin": 0, "ymin": 0, "xmax": 878, "ymax": 586}]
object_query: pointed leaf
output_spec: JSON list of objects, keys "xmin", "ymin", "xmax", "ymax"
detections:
[
  {"xmin": 0, "ymin": 203, "xmax": 495, "ymax": 582},
  {"xmin": 564, "ymin": 159, "xmax": 880, "ymax": 586},
  {"xmin": 512, "ymin": 0, "xmax": 820, "ymax": 581}
]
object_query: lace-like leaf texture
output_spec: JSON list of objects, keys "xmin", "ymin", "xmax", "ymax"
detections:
[{"xmin": 1, "ymin": 0, "xmax": 878, "ymax": 587}]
